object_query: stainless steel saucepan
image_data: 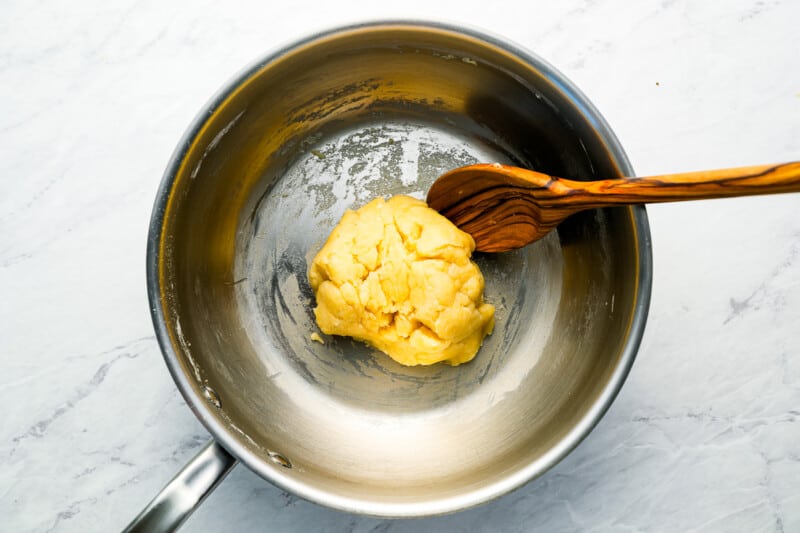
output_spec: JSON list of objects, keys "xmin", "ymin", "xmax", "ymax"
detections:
[{"xmin": 131, "ymin": 21, "xmax": 652, "ymax": 531}]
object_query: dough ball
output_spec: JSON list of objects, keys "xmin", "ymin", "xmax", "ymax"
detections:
[{"xmin": 308, "ymin": 195, "xmax": 494, "ymax": 366}]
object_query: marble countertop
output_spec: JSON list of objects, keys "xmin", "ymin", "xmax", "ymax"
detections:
[{"xmin": 2, "ymin": 1, "xmax": 799, "ymax": 531}]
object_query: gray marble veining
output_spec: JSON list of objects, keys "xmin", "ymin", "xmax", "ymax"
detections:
[{"xmin": 1, "ymin": 0, "xmax": 798, "ymax": 531}]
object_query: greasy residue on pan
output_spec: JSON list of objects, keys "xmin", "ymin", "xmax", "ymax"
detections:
[{"xmin": 234, "ymin": 115, "xmax": 564, "ymax": 413}]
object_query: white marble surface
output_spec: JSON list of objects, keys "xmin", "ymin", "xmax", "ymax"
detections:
[{"xmin": 2, "ymin": 0, "xmax": 799, "ymax": 531}]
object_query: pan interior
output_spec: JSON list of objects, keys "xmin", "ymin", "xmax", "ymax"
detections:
[{"xmin": 158, "ymin": 25, "xmax": 641, "ymax": 510}]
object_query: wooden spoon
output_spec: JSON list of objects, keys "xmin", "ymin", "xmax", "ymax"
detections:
[{"xmin": 426, "ymin": 162, "xmax": 800, "ymax": 253}]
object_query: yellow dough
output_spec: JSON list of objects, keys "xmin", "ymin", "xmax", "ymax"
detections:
[{"xmin": 308, "ymin": 195, "xmax": 495, "ymax": 366}]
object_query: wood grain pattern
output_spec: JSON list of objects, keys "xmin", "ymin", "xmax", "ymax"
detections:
[{"xmin": 426, "ymin": 162, "xmax": 800, "ymax": 252}]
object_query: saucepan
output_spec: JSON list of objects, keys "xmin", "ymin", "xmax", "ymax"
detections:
[{"xmin": 131, "ymin": 21, "xmax": 652, "ymax": 531}]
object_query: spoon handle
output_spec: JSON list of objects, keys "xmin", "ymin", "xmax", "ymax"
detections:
[{"xmin": 556, "ymin": 162, "xmax": 800, "ymax": 208}]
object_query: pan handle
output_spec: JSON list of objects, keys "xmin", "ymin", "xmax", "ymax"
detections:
[{"xmin": 123, "ymin": 440, "xmax": 238, "ymax": 533}]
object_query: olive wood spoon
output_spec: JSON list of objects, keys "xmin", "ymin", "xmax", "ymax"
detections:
[{"xmin": 426, "ymin": 162, "xmax": 800, "ymax": 253}]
